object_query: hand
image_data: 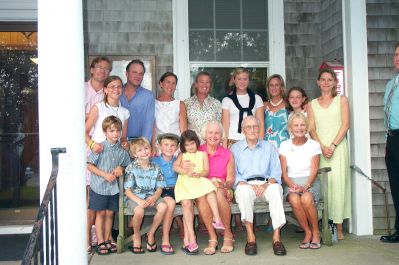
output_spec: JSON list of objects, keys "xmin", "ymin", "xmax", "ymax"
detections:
[
  {"xmin": 104, "ymin": 172, "xmax": 116, "ymax": 182},
  {"xmin": 121, "ymin": 140, "xmax": 129, "ymax": 151},
  {"xmin": 137, "ymin": 198, "xmax": 148, "ymax": 208},
  {"xmin": 182, "ymin": 160, "xmax": 195, "ymax": 172},
  {"xmin": 225, "ymin": 189, "xmax": 234, "ymax": 203},
  {"xmin": 146, "ymin": 195, "xmax": 157, "ymax": 207},
  {"xmin": 92, "ymin": 142, "xmax": 104, "ymax": 154},
  {"xmin": 112, "ymin": 166, "xmax": 124, "ymax": 177},
  {"xmin": 288, "ymin": 184, "xmax": 305, "ymax": 193},
  {"xmin": 211, "ymin": 178, "xmax": 224, "ymax": 188},
  {"xmin": 252, "ymin": 184, "xmax": 267, "ymax": 198},
  {"xmin": 321, "ymin": 145, "xmax": 333, "ymax": 159}
]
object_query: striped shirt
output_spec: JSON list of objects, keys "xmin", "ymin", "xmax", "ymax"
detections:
[
  {"xmin": 124, "ymin": 160, "xmax": 166, "ymax": 199},
  {"xmin": 88, "ymin": 140, "xmax": 131, "ymax": 195}
]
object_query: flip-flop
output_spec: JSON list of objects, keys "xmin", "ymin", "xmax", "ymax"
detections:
[
  {"xmin": 299, "ymin": 242, "xmax": 310, "ymax": 249},
  {"xmin": 160, "ymin": 244, "xmax": 175, "ymax": 255},
  {"xmin": 128, "ymin": 245, "xmax": 145, "ymax": 254},
  {"xmin": 145, "ymin": 233, "xmax": 157, "ymax": 252},
  {"xmin": 309, "ymin": 242, "xmax": 321, "ymax": 249},
  {"xmin": 181, "ymin": 243, "xmax": 199, "ymax": 255}
]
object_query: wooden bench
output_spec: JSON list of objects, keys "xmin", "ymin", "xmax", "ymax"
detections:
[{"xmin": 117, "ymin": 167, "xmax": 332, "ymax": 253}]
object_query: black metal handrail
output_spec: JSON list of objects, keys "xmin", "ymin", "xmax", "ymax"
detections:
[
  {"xmin": 21, "ymin": 148, "xmax": 66, "ymax": 265},
  {"xmin": 350, "ymin": 165, "xmax": 391, "ymax": 234}
]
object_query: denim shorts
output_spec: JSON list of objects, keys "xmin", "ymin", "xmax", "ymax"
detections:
[
  {"xmin": 89, "ymin": 189, "xmax": 119, "ymax": 212},
  {"xmin": 161, "ymin": 187, "xmax": 176, "ymax": 199}
]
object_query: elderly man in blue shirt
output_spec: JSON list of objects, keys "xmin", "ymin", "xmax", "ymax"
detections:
[
  {"xmin": 120, "ymin": 59, "xmax": 155, "ymax": 143},
  {"xmin": 231, "ymin": 115, "xmax": 286, "ymax": 256}
]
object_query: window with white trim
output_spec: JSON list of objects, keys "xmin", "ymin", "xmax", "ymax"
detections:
[{"xmin": 188, "ymin": 0, "xmax": 269, "ymax": 100}]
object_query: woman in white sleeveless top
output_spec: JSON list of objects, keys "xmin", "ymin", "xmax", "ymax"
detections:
[{"xmin": 153, "ymin": 72, "xmax": 187, "ymax": 152}]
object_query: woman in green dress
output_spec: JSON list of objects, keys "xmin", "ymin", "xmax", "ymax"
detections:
[{"xmin": 308, "ymin": 68, "xmax": 351, "ymax": 240}]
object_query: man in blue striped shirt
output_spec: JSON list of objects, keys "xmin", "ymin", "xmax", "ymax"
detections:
[
  {"xmin": 87, "ymin": 116, "xmax": 131, "ymax": 254},
  {"xmin": 231, "ymin": 116, "xmax": 287, "ymax": 256},
  {"xmin": 381, "ymin": 42, "xmax": 399, "ymax": 243}
]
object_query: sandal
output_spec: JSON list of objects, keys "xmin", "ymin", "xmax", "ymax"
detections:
[
  {"xmin": 104, "ymin": 240, "xmax": 117, "ymax": 253},
  {"xmin": 145, "ymin": 233, "xmax": 157, "ymax": 252},
  {"xmin": 160, "ymin": 244, "xmax": 175, "ymax": 255},
  {"xmin": 128, "ymin": 245, "xmax": 145, "ymax": 254},
  {"xmin": 204, "ymin": 240, "xmax": 218, "ymax": 255},
  {"xmin": 221, "ymin": 238, "xmax": 235, "ymax": 253},
  {"xmin": 212, "ymin": 221, "xmax": 225, "ymax": 230},
  {"xmin": 95, "ymin": 242, "xmax": 110, "ymax": 255},
  {"xmin": 310, "ymin": 242, "xmax": 321, "ymax": 249},
  {"xmin": 299, "ymin": 242, "xmax": 310, "ymax": 249}
]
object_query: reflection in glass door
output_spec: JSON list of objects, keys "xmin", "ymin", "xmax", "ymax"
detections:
[{"xmin": 0, "ymin": 30, "xmax": 39, "ymax": 212}]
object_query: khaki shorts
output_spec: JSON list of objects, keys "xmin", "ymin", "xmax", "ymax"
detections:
[{"xmin": 126, "ymin": 197, "xmax": 164, "ymax": 212}]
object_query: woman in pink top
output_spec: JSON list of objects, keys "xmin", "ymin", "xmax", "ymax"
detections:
[{"xmin": 198, "ymin": 120, "xmax": 235, "ymax": 253}]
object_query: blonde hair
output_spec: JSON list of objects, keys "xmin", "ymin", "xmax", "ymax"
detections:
[
  {"xmin": 129, "ymin": 137, "xmax": 151, "ymax": 156},
  {"xmin": 287, "ymin": 112, "xmax": 309, "ymax": 134},
  {"xmin": 265, "ymin": 74, "xmax": 286, "ymax": 99},
  {"xmin": 200, "ymin": 120, "xmax": 225, "ymax": 141}
]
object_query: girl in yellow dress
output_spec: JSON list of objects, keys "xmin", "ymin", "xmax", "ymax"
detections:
[{"xmin": 173, "ymin": 130, "xmax": 225, "ymax": 254}]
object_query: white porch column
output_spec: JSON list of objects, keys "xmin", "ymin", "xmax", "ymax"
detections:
[
  {"xmin": 342, "ymin": 0, "xmax": 373, "ymax": 235},
  {"xmin": 268, "ymin": 0, "xmax": 286, "ymax": 79},
  {"xmin": 173, "ymin": 0, "xmax": 190, "ymax": 100},
  {"xmin": 38, "ymin": 0, "xmax": 86, "ymax": 264}
]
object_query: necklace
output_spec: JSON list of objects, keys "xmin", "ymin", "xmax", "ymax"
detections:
[
  {"xmin": 109, "ymin": 104, "xmax": 119, "ymax": 117},
  {"xmin": 269, "ymin": 98, "xmax": 283, "ymax": 107}
]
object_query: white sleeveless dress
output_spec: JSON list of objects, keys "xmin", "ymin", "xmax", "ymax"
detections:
[{"xmin": 155, "ymin": 99, "xmax": 181, "ymax": 136}]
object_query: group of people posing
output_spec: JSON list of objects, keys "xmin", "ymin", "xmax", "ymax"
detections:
[{"xmin": 84, "ymin": 57, "xmax": 351, "ymax": 257}]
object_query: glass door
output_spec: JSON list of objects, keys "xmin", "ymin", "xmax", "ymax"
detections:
[{"xmin": 0, "ymin": 28, "xmax": 39, "ymax": 222}]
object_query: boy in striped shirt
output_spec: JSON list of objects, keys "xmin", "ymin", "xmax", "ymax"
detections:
[{"xmin": 87, "ymin": 116, "xmax": 131, "ymax": 255}]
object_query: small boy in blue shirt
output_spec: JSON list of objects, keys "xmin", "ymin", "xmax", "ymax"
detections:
[
  {"xmin": 87, "ymin": 116, "xmax": 131, "ymax": 255},
  {"xmin": 152, "ymin": 133, "xmax": 183, "ymax": 254},
  {"xmin": 124, "ymin": 137, "xmax": 169, "ymax": 254}
]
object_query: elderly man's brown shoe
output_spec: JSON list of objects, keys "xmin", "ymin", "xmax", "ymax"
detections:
[
  {"xmin": 244, "ymin": 242, "xmax": 257, "ymax": 255},
  {"xmin": 272, "ymin": 241, "xmax": 286, "ymax": 256}
]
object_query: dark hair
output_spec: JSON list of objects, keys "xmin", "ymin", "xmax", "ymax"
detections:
[
  {"xmin": 90, "ymin": 56, "xmax": 112, "ymax": 70},
  {"xmin": 102, "ymin": 115, "xmax": 122, "ymax": 132},
  {"xmin": 317, "ymin": 68, "xmax": 337, "ymax": 97},
  {"xmin": 286, "ymin": 86, "xmax": 309, "ymax": 111},
  {"xmin": 395, "ymin": 41, "xmax": 399, "ymax": 50},
  {"xmin": 103, "ymin": 75, "xmax": 123, "ymax": 106},
  {"xmin": 159, "ymin": 72, "xmax": 178, "ymax": 84},
  {"xmin": 125, "ymin": 59, "xmax": 146, "ymax": 73},
  {"xmin": 180, "ymin": 130, "xmax": 200, "ymax": 153}
]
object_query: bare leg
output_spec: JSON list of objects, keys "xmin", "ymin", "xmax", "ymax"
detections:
[
  {"xmin": 146, "ymin": 202, "xmax": 167, "ymax": 250},
  {"xmin": 130, "ymin": 206, "xmax": 144, "ymax": 249},
  {"xmin": 104, "ymin": 210, "xmax": 114, "ymax": 243},
  {"xmin": 300, "ymin": 192, "xmax": 320, "ymax": 244},
  {"xmin": 245, "ymin": 221, "xmax": 256, "ymax": 243},
  {"xmin": 288, "ymin": 193, "xmax": 312, "ymax": 244},
  {"xmin": 206, "ymin": 191, "xmax": 223, "ymax": 224},
  {"xmin": 95, "ymin": 210, "xmax": 106, "ymax": 244},
  {"xmin": 195, "ymin": 196, "xmax": 218, "ymax": 254},
  {"xmin": 215, "ymin": 189, "xmax": 234, "ymax": 253},
  {"xmin": 336, "ymin": 223, "xmax": 344, "ymax": 240},
  {"xmin": 181, "ymin": 200, "xmax": 196, "ymax": 246},
  {"xmin": 161, "ymin": 197, "xmax": 176, "ymax": 246}
]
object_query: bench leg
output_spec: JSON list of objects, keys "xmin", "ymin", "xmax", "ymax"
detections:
[{"xmin": 321, "ymin": 210, "xmax": 332, "ymax": 246}]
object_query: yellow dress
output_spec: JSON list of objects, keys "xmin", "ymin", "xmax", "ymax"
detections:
[
  {"xmin": 174, "ymin": 151, "xmax": 216, "ymax": 203},
  {"xmin": 311, "ymin": 96, "xmax": 351, "ymax": 223}
]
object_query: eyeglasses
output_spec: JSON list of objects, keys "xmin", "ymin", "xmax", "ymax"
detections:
[
  {"xmin": 94, "ymin": 66, "xmax": 111, "ymax": 72},
  {"xmin": 106, "ymin": 85, "xmax": 122, "ymax": 90},
  {"xmin": 244, "ymin": 125, "xmax": 259, "ymax": 130}
]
